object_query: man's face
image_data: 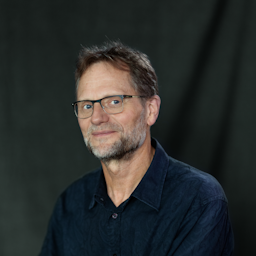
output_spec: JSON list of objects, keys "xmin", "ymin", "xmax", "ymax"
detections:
[{"xmin": 77, "ymin": 61, "xmax": 149, "ymax": 162}]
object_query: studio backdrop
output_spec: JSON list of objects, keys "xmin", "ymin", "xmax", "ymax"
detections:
[{"xmin": 0, "ymin": 0, "xmax": 256, "ymax": 255}]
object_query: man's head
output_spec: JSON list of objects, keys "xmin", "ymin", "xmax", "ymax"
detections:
[
  {"xmin": 75, "ymin": 40, "xmax": 159, "ymax": 99},
  {"xmin": 74, "ymin": 41, "xmax": 160, "ymax": 163}
]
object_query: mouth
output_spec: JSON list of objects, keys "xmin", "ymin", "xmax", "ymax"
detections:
[{"xmin": 91, "ymin": 130, "xmax": 116, "ymax": 137}]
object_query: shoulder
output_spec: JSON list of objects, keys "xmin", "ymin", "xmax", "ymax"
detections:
[
  {"xmin": 64, "ymin": 168, "xmax": 101, "ymax": 195},
  {"xmin": 54, "ymin": 168, "xmax": 101, "ymax": 214},
  {"xmin": 165, "ymin": 157, "xmax": 227, "ymax": 206}
]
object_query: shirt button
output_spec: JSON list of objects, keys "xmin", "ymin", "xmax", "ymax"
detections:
[{"xmin": 112, "ymin": 213, "xmax": 118, "ymax": 219}]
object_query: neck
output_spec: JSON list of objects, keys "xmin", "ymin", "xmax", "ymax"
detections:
[{"xmin": 101, "ymin": 136, "xmax": 155, "ymax": 207}]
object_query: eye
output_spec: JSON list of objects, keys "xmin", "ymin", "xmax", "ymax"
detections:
[
  {"xmin": 103, "ymin": 96, "xmax": 122, "ymax": 108},
  {"xmin": 110, "ymin": 99, "xmax": 120, "ymax": 105},
  {"xmin": 83, "ymin": 104, "xmax": 92, "ymax": 110}
]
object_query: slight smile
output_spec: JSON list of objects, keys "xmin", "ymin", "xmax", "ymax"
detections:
[{"xmin": 92, "ymin": 130, "xmax": 117, "ymax": 137}]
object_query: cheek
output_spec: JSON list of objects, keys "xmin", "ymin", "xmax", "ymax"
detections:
[{"xmin": 118, "ymin": 109, "xmax": 143, "ymax": 131}]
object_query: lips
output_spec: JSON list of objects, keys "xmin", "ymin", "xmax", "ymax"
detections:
[
  {"xmin": 88, "ymin": 123, "xmax": 123, "ymax": 138},
  {"xmin": 92, "ymin": 130, "xmax": 116, "ymax": 136}
]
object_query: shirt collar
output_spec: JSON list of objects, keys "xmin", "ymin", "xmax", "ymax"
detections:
[
  {"xmin": 89, "ymin": 169, "xmax": 105, "ymax": 210},
  {"xmin": 89, "ymin": 138, "xmax": 169, "ymax": 211},
  {"xmin": 131, "ymin": 138, "xmax": 169, "ymax": 211}
]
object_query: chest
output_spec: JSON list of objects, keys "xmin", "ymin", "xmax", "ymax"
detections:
[{"xmin": 61, "ymin": 198, "xmax": 186, "ymax": 256}]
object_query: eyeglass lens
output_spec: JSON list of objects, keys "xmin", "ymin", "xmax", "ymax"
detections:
[{"xmin": 74, "ymin": 95, "xmax": 124, "ymax": 119}]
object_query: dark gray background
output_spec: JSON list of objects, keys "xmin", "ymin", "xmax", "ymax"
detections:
[{"xmin": 1, "ymin": 0, "xmax": 255, "ymax": 255}]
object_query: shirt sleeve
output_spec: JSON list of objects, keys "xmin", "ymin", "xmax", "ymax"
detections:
[{"xmin": 170, "ymin": 198, "xmax": 234, "ymax": 256}]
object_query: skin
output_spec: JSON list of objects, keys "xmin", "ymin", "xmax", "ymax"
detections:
[{"xmin": 77, "ymin": 61, "xmax": 161, "ymax": 207}]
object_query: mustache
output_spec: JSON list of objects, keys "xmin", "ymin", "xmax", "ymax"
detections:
[{"xmin": 86, "ymin": 123, "xmax": 123, "ymax": 136}]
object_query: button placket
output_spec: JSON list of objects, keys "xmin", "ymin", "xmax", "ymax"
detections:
[{"xmin": 108, "ymin": 210, "xmax": 121, "ymax": 256}]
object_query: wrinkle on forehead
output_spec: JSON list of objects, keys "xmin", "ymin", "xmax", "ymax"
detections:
[{"xmin": 76, "ymin": 62, "xmax": 136, "ymax": 101}]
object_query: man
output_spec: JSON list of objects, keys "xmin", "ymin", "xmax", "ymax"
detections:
[{"xmin": 40, "ymin": 41, "xmax": 234, "ymax": 255}]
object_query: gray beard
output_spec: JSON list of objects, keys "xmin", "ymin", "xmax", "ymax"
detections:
[{"xmin": 84, "ymin": 110, "xmax": 147, "ymax": 163}]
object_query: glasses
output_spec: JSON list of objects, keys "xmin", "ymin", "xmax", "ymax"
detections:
[{"xmin": 72, "ymin": 95, "xmax": 145, "ymax": 119}]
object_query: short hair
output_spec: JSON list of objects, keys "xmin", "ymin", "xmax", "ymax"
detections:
[{"xmin": 75, "ymin": 41, "xmax": 159, "ymax": 98}]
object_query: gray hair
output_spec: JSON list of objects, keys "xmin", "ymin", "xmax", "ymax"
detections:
[{"xmin": 75, "ymin": 40, "xmax": 158, "ymax": 98}]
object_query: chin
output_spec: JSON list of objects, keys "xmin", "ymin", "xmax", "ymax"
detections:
[
  {"xmin": 93, "ymin": 144, "xmax": 113, "ymax": 156},
  {"xmin": 88, "ymin": 131, "xmax": 146, "ymax": 163},
  {"xmin": 91, "ymin": 141, "xmax": 122, "ymax": 159}
]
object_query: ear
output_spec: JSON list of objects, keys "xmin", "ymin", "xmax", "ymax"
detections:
[{"xmin": 146, "ymin": 95, "xmax": 161, "ymax": 126}]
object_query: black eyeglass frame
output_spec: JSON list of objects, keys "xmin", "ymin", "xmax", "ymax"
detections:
[{"xmin": 72, "ymin": 95, "xmax": 145, "ymax": 119}]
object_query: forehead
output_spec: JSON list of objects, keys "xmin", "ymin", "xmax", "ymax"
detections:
[{"xmin": 77, "ymin": 61, "xmax": 135, "ymax": 100}]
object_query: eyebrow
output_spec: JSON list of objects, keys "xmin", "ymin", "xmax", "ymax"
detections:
[
  {"xmin": 76, "ymin": 94, "xmax": 121, "ymax": 102},
  {"xmin": 77, "ymin": 94, "xmax": 125, "ymax": 102}
]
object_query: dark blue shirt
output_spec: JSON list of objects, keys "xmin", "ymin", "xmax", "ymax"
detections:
[{"xmin": 40, "ymin": 139, "xmax": 234, "ymax": 256}]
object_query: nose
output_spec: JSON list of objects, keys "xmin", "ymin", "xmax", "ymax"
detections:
[{"xmin": 90, "ymin": 102, "xmax": 109, "ymax": 125}]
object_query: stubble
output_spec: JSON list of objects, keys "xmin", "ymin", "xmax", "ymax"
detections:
[{"xmin": 84, "ymin": 109, "xmax": 147, "ymax": 163}]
